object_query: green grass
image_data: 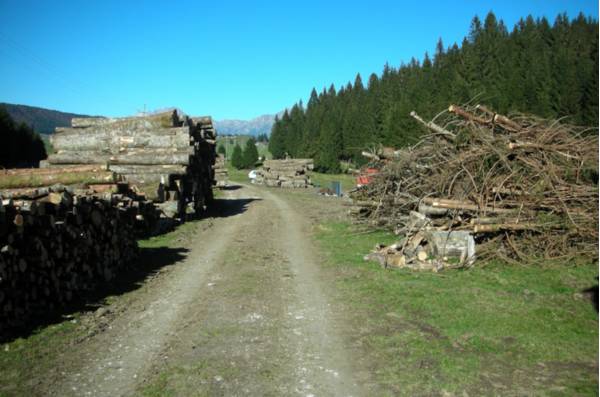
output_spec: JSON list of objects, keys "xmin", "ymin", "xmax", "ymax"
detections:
[
  {"xmin": 315, "ymin": 222, "xmax": 599, "ymax": 395},
  {"xmin": 225, "ymin": 162, "xmax": 250, "ymax": 183},
  {"xmin": 0, "ymin": 317, "xmax": 83, "ymax": 396},
  {"xmin": 138, "ymin": 218, "xmax": 201, "ymax": 249},
  {"xmin": 310, "ymin": 171, "xmax": 357, "ymax": 192}
]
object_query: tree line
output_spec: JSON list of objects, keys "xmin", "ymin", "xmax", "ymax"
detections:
[
  {"xmin": 269, "ymin": 12, "xmax": 599, "ymax": 173},
  {"xmin": 0, "ymin": 106, "xmax": 47, "ymax": 168},
  {"xmin": 220, "ymin": 138, "xmax": 260, "ymax": 169}
]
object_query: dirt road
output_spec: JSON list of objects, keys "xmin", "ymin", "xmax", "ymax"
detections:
[{"xmin": 52, "ymin": 184, "xmax": 366, "ymax": 396}]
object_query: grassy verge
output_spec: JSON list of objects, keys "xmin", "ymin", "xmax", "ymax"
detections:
[
  {"xmin": 0, "ymin": 317, "xmax": 83, "ymax": 396},
  {"xmin": 225, "ymin": 162, "xmax": 250, "ymax": 183},
  {"xmin": 310, "ymin": 171, "xmax": 356, "ymax": 192},
  {"xmin": 316, "ymin": 222, "xmax": 599, "ymax": 395}
]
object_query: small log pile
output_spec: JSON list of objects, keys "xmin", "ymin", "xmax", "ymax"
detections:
[
  {"xmin": 352, "ymin": 105, "xmax": 598, "ymax": 268},
  {"xmin": 255, "ymin": 159, "xmax": 314, "ymax": 188},
  {"xmin": 47, "ymin": 110, "xmax": 216, "ymax": 219},
  {"xmin": 214, "ymin": 154, "xmax": 229, "ymax": 188},
  {"xmin": 0, "ymin": 169, "xmax": 147, "ymax": 335}
]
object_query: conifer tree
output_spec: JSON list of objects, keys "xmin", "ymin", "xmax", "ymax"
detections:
[
  {"xmin": 270, "ymin": 12, "xmax": 598, "ymax": 173},
  {"xmin": 231, "ymin": 143, "xmax": 243, "ymax": 169},
  {"xmin": 242, "ymin": 137, "xmax": 259, "ymax": 168}
]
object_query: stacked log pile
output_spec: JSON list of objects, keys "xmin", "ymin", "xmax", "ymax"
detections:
[
  {"xmin": 255, "ymin": 159, "xmax": 314, "ymax": 188},
  {"xmin": 214, "ymin": 154, "xmax": 229, "ymax": 188},
  {"xmin": 352, "ymin": 105, "xmax": 598, "ymax": 269},
  {"xmin": 47, "ymin": 110, "xmax": 216, "ymax": 219},
  {"xmin": 0, "ymin": 168, "xmax": 145, "ymax": 335}
]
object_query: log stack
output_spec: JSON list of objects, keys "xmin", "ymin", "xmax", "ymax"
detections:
[
  {"xmin": 0, "ymin": 168, "xmax": 146, "ymax": 336},
  {"xmin": 47, "ymin": 110, "xmax": 216, "ymax": 219},
  {"xmin": 213, "ymin": 154, "xmax": 228, "ymax": 188},
  {"xmin": 255, "ymin": 159, "xmax": 314, "ymax": 188}
]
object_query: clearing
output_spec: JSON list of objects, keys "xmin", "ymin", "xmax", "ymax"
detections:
[{"xmin": 0, "ymin": 182, "xmax": 597, "ymax": 396}]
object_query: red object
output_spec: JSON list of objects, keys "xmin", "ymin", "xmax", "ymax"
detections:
[{"xmin": 356, "ymin": 167, "xmax": 379, "ymax": 186}]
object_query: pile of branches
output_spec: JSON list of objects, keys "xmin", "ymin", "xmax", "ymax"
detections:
[{"xmin": 351, "ymin": 104, "xmax": 598, "ymax": 264}]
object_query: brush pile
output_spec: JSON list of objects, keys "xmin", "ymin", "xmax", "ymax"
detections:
[
  {"xmin": 255, "ymin": 159, "xmax": 314, "ymax": 188},
  {"xmin": 0, "ymin": 168, "xmax": 150, "ymax": 334},
  {"xmin": 352, "ymin": 105, "xmax": 598, "ymax": 269},
  {"xmin": 46, "ymin": 110, "xmax": 216, "ymax": 219}
]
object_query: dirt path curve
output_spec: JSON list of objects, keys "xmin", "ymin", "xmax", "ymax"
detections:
[{"xmin": 53, "ymin": 183, "xmax": 363, "ymax": 396}]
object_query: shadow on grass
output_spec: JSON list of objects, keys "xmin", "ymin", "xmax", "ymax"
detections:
[
  {"xmin": 583, "ymin": 283, "xmax": 599, "ymax": 312},
  {"xmin": 207, "ymin": 193, "xmax": 260, "ymax": 219},
  {"xmin": 220, "ymin": 185, "xmax": 242, "ymax": 191},
  {"xmin": 0, "ymin": 246, "xmax": 190, "ymax": 344}
]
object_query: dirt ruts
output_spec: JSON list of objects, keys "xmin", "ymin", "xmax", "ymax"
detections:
[{"xmin": 51, "ymin": 184, "xmax": 364, "ymax": 396}]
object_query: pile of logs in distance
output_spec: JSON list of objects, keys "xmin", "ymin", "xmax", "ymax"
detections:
[
  {"xmin": 214, "ymin": 154, "xmax": 229, "ymax": 188},
  {"xmin": 255, "ymin": 159, "xmax": 314, "ymax": 188},
  {"xmin": 47, "ymin": 110, "xmax": 216, "ymax": 219}
]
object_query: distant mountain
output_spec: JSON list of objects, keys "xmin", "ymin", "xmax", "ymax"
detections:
[
  {"xmin": 1, "ymin": 102, "xmax": 281, "ymax": 137},
  {"xmin": 215, "ymin": 112, "xmax": 282, "ymax": 136},
  {"xmin": 0, "ymin": 103, "xmax": 93, "ymax": 134}
]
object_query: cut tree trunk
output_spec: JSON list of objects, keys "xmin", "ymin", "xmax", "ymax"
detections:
[
  {"xmin": 69, "ymin": 110, "xmax": 180, "ymax": 130},
  {"xmin": 47, "ymin": 148, "xmax": 193, "ymax": 165},
  {"xmin": 421, "ymin": 197, "xmax": 516, "ymax": 214},
  {"xmin": 51, "ymin": 127, "xmax": 191, "ymax": 151},
  {"xmin": 0, "ymin": 170, "xmax": 118, "ymax": 189}
]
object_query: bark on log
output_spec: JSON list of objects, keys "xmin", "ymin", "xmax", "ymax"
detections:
[
  {"xmin": 51, "ymin": 127, "xmax": 191, "ymax": 151},
  {"xmin": 472, "ymin": 223, "xmax": 539, "ymax": 233},
  {"xmin": 1, "ymin": 165, "xmax": 107, "ymax": 176},
  {"xmin": 47, "ymin": 148, "xmax": 193, "ymax": 165},
  {"xmin": 69, "ymin": 110, "xmax": 181, "ymax": 130},
  {"xmin": 448, "ymin": 105, "xmax": 491, "ymax": 124},
  {"xmin": 409, "ymin": 111, "xmax": 455, "ymax": 138},
  {"xmin": 0, "ymin": 170, "xmax": 117, "ymax": 189},
  {"xmin": 71, "ymin": 117, "xmax": 112, "ymax": 127},
  {"xmin": 421, "ymin": 197, "xmax": 516, "ymax": 214},
  {"xmin": 107, "ymin": 164, "xmax": 187, "ymax": 175},
  {"xmin": 0, "ymin": 187, "xmax": 50, "ymax": 199},
  {"xmin": 493, "ymin": 113, "xmax": 522, "ymax": 132}
]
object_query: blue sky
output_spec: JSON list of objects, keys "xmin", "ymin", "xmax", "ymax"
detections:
[{"xmin": 0, "ymin": 0, "xmax": 597, "ymax": 120}]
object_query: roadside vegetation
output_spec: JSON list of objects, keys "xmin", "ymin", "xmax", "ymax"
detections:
[{"xmin": 315, "ymin": 221, "xmax": 599, "ymax": 395}]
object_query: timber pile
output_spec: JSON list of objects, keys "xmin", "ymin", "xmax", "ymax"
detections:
[
  {"xmin": 0, "ymin": 169, "xmax": 144, "ymax": 335},
  {"xmin": 255, "ymin": 159, "xmax": 314, "ymax": 188},
  {"xmin": 214, "ymin": 154, "xmax": 228, "ymax": 188},
  {"xmin": 46, "ymin": 110, "xmax": 216, "ymax": 219},
  {"xmin": 352, "ymin": 105, "xmax": 598, "ymax": 269}
]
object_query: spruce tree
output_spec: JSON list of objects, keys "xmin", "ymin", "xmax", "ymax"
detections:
[
  {"xmin": 242, "ymin": 137, "xmax": 259, "ymax": 168},
  {"xmin": 270, "ymin": 12, "xmax": 598, "ymax": 171},
  {"xmin": 231, "ymin": 144, "xmax": 243, "ymax": 169}
]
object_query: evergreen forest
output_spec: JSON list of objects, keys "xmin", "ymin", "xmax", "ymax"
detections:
[
  {"xmin": 269, "ymin": 12, "xmax": 599, "ymax": 172},
  {"xmin": 0, "ymin": 106, "xmax": 47, "ymax": 168}
]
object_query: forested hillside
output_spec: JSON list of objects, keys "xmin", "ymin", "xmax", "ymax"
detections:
[
  {"xmin": 269, "ymin": 12, "xmax": 599, "ymax": 172},
  {"xmin": 0, "ymin": 103, "xmax": 91, "ymax": 134},
  {"xmin": 0, "ymin": 106, "xmax": 47, "ymax": 167}
]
